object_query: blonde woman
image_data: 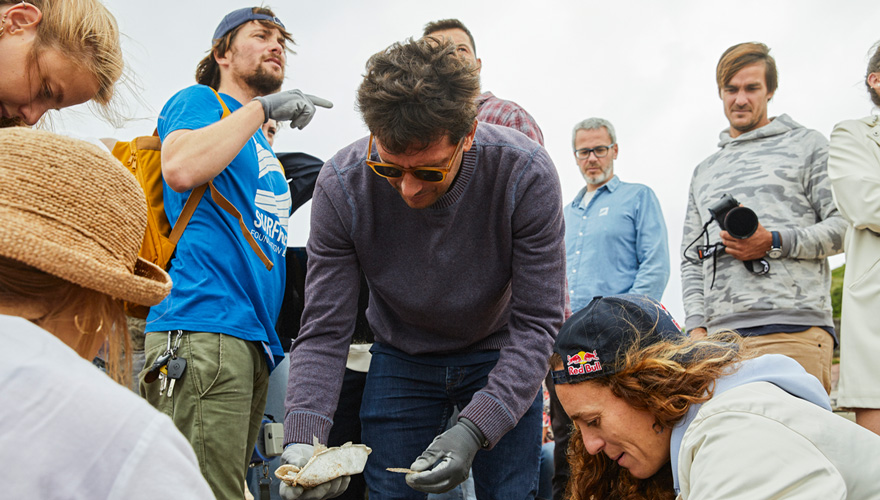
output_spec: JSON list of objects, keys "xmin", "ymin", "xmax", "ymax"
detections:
[
  {"xmin": 0, "ymin": 127, "xmax": 213, "ymax": 498},
  {"xmin": 551, "ymin": 295, "xmax": 880, "ymax": 500},
  {"xmin": 0, "ymin": 0, "xmax": 123, "ymax": 127},
  {"xmin": 827, "ymin": 40, "xmax": 880, "ymax": 437}
]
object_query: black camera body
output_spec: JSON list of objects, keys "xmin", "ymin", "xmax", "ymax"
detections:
[{"xmin": 708, "ymin": 194, "xmax": 758, "ymax": 239}]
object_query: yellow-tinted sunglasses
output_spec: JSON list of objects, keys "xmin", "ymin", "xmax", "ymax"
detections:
[{"xmin": 365, "ymin": 134, "xmax": 464, "ymax": 183}]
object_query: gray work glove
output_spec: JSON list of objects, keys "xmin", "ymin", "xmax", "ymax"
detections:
[
  {"xmin": 253, "ymin": 90, "xmax": 333, "ymax": 129},
  {"xmin": 405, "ymin": 418, "xmax": 485, "ymax": 494},
  {"xmin": 278, "ymin": 443, "xmax": 351, "ymax": 500}
]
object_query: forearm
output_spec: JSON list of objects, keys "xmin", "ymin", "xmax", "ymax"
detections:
[
  {"xmin": 630, "ymin": 194, "xmax": 670, "ymax": 300},
  {"xmin": 630, "ymin": 240, "xmax": 671, "ymax": 300},
  {"xmin": 780, "ymin": 144, "xmax": 847, "ymax": 259},
  {"xmin": 462, "ymin": 250, "xmax": 564, "ymax": 446},
  {"xmin": 161, "ymin": 101, "xmax": 265, "ymax": 192},
  {"xmin": 284, "ymin": 185, "xmax": 361, "ymax": 446},
  {"xmin": 681, "ymin": 262, "xmax": 706, "ymax": 331},
  {"xmin": 681, "ymin": 191, "xmax": 706, "ymax": 329},
  {"xmin": 460, "ymin": 161, "xmax": 565, "ymax": 447},
  {"xmin": 779, "ymin": 213, "xmax": 847, "ymax": 259}
]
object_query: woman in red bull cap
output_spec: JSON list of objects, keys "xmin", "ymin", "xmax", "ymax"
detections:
[{"xmin": 550, "ymin": 294, "xmax": 880, "ymax": 500}]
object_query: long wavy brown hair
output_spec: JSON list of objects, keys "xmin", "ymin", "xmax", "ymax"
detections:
[{"xmin": 552, "ymin": 331, "xmax": 750, "ymax": 500}]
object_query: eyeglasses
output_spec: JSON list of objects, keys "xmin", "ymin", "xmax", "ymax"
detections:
[
  {"xmin": 574, "ymin": 144, "xmax": 616, "ymax": 160},
  {"xmin": 365, "ymin": 134, "xmax": 464, "ymax": 183}
]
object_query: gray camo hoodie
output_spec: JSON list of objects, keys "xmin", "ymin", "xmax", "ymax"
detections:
[{"xmin": 680, "ymin": 114, "xmax": 847, "ymax": 332}]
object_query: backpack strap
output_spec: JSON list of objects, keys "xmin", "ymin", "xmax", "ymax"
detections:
[
  {"xmin": 168, "ymin": 183, "xmax": 208, "ymax": 245},
  {"xmin": 166, "ymin": 87, "xmax": 274, "ymax": 271},
  {"xmin": 208, "ymin": 183, "xmax": 273, "ymax": 270}
]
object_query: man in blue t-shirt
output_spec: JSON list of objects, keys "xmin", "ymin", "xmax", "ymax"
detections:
[{"xmin": 139, "ymin": 7, "xmax": 331, "ymax": 499}]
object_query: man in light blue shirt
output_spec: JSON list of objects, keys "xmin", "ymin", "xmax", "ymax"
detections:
[
  {"xmin": 548, "ymin": 117, "xmax": 671, "ymax": 500},
  {"xmin": 564, "ymin": 117, "xmax": 670, "ymax": 311}
]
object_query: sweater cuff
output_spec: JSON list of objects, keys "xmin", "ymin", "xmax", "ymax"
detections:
[
  {"xmin": 459, "ymin": 391, "xmax": 517, "ymax": 449},
  {"xmin": 283, "ymin": 410, "xmax": 333, "ymax": 447}
]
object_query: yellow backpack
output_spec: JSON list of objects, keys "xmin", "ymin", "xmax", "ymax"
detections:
[{"xmin": 112, "ymin": 88, "xmax": 273, "ymax": 318}]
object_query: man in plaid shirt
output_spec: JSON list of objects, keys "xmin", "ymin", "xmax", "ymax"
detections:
[{"xmin": 424, "ymin": 18, "xmax": 545, "ymax": 145}]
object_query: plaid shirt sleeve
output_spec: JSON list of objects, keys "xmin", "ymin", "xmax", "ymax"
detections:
[{"xmin": 476, "ymin": 93, "xmax": 545, "ymax": 146}]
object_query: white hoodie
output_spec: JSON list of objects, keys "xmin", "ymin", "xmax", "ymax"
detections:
[{"xmin": 672, "ymin": 354, "xmax": 880, "ymax": 499}]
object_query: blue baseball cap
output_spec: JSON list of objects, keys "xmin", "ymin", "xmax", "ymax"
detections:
[
  {"xmin": 213, "ymin": 7, "xmax": 285, "ymax": 41},
  {"xmin": 551, "ymin": 294, "xmax": 684, "ymax": 385}
]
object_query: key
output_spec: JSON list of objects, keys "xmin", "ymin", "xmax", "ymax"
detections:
[
  {"xmin": 144, "ymin": 351, "xmax": 172, "ymax": 384},
  {"xmin": 166, "ymin": 357, "xmax": 187, "ymax": 398},
  {"xmin": 159, "ymin": 365, "xmax": 169, "ymax": 395}
]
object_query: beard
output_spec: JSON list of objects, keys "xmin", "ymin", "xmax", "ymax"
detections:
[
  {"xmin": 244, "ymin": 64, "xmax": 284, "ymax": 96},
  {"xmin": 582, "ymin": 164, "xmax": 612, "ymax": 186}
]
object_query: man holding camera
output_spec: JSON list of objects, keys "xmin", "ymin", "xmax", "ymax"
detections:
[{"xmin": 680, "ymin": 42, "xmax": 847, "ymax": 393}]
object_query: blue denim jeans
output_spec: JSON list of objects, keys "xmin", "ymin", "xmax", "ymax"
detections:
[
  {"xmin": 361, "ymin": 343, "xmax": 542, "ymax": 500},
  {"xmin": 537, "ymin": 442, "xmax": 555, "ymax": 500}
]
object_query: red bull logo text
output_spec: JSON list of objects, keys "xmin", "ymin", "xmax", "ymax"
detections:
[{"xmin": 566, "ymin": 350, "xmax": 602, "ymax": 376}]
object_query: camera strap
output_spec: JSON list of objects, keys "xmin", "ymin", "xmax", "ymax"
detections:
[
  {"xmin": 683, "ymin": 219, "xmax": 715, "ymax": 266},
  {"xmin": 683, "ymin": 219, "xmax": 726, "ymax": 289},
  {"xmin": 684, "ymin": 218, "xmax": 770, "ymax": 285},
  {"xmin": 744, "ymin": 258, "xmax": 770, "ymax": 276}
]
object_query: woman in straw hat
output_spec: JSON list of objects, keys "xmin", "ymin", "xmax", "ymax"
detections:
[
  {"xmin": 0, "ymin": 128, "xmax": 213, "ymax": 498},
  {"xmin": 550, "ymin": 294, "xmax": 880, "ymax": 500},
  {"xmin": 0, "ymin": 0, "xmax": 123, "ymax": 127}
]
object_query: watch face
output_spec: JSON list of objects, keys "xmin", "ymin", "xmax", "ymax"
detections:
[{"xmin": 768, "ymin": 249, "xmax": 782, "ymax": 259}]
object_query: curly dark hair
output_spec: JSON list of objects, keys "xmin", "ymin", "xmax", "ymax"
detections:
[
  {"xmin": 356, "ymin": 37, "xmax": 480, "ymax": 155},
  {"xmin": 551, "ymin": 332, "xmax": 750, "ymax": 500},
  {"xmin": 195, "ymin": 7, "xmax": 294, "ymax": 90}
]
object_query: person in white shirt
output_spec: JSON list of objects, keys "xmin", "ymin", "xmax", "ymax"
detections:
[{"xmin": 0, "ymin": 127, "xmax": 214, "ymax": 499}]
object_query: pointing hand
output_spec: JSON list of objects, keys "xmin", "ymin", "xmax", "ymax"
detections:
[{"xmin": 254, "ymin": 90, "xmax": 333, "ymax": 130}]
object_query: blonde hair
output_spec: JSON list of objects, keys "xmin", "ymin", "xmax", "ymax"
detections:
[
  {"xmin": 0, "ymin": 255, "xmax": 132, "ymax": 386},
  {"xmin": 551, "ymin": 332, "xmax": 750, "ymax": 500},
  {"xmin": 2, "ymin": 0, "xmax": 124, "ymax": 119}
]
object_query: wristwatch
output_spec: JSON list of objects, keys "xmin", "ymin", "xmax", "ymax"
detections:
[{"xmin": 767, "ymin": 231, "xmax": 783, "ymax": 259}]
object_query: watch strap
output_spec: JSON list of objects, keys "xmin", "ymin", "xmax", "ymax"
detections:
[{"xmin": 768, "ymin": 231, "xmax": 782, "ymax": 258}]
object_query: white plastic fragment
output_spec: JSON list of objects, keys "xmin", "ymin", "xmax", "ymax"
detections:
[{"xmin": 275, "ymin": 440, "xmax": 372, "ymax": 488}]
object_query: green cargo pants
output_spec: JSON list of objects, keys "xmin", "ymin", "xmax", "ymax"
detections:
[{"xmin": 141, "ymin": 331, "xmax": 269, "ymax": 500}]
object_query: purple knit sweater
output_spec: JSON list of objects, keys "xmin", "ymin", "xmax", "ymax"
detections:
[{"xmin": 284, "ymin": 122, "xmax": 566, "ymax": 448}]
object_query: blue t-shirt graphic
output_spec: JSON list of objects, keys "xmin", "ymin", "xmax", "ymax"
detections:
[{"xmin": 146, "ymin": 85, "xmax": 288, "ymax": 370}]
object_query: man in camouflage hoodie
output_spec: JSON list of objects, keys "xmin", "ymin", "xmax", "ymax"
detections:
[{"xmin": 680, "ymin": 42, "xmax": 847, "ymax": 393}]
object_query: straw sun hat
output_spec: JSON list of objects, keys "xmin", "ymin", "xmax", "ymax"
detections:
[{"xmin": 0, "ymin": 127, "xmax": 171, "ymax": 306}]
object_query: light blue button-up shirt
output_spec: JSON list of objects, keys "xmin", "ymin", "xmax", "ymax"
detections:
[{"xmin": 564, "ymin": 176, "xmax": 670, "ymax": 313}]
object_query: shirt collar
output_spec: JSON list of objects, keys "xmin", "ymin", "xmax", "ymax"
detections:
[{"xmin": 573, "ymin": 175, "xmax": 619, "ymax": 205}]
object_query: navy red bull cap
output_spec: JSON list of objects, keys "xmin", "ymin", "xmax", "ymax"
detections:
[
  {"xmin": 213, "ymin": 7, "xmax": 286, "ymax": 41},
  {"xmin": 551, "ymin": 294, "xmax": 684, "ymax": 385}
]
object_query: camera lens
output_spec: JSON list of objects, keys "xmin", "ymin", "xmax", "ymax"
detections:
[{"xmin": 723, "ymin": 206, "xmax": 758, "ymax": 239}]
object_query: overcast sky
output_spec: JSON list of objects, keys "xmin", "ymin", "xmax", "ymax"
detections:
[{"xmin": 54, "ymin": 0, "xmax": 878, "ymax": 320}]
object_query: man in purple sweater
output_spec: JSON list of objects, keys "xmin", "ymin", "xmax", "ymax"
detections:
[{"xmin": 280, "ymin": 38, "xmax": 565, "ymax": 500}]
